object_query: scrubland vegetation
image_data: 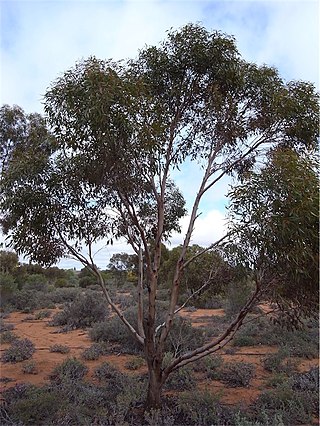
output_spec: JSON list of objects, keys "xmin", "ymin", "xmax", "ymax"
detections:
[{"xmin": 0, "ymin": 259, "xmax": 318, "ymax": 425}]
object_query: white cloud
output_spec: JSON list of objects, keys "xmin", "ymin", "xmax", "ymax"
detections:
[{"xmin": 170, "ymin": 209, "xmax": 227, "ymax": 248}]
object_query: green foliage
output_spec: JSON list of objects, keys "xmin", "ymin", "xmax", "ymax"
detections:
[
  {"xmin": 24, "ymin": 273, "xmax": 49, "ymax": 291},
  {"xmin": 0, "ymin": 272, "xmax": 18, "ymax": 304},
  {"xmin": 54, "ymin": 277, "xmax": 69, "ymax": 288},
  {"xmin": 232, "ymin": 315, "xmax": 319, "ymax": 359},
  {"xmin": 1, "ymin": 24, "xmax": 319, "ymax": 411},
  {"xmin": 4, "ymin": 386, "xmax": 65, "ymax": 425},
  {"xmin": 0, "ymin": 250, "xmax": 18, "ymax": 274},
  {"xmin": 227, "ymin": 148, "xmax": 319, "ymax": 323},
  {"xmin": 224, "ymin": 278, "xmax": 253, "ymax": 318},
  {"xmin": 93, "ymin": 362, "xmax": 128, "ymax": 398},
  {"xmin": 161, "ymin": 245, "xmax": 232, "ymax": 301},
  {"xmin": 166, "ymin": 316, "xmax": 206, "ymax": 357},
  {"xmin": 1, "ymin": 338, "xmax": 35, "ymax": 363}
]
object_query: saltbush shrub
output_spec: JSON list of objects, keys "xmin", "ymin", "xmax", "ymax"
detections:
[
  {"xmin": 125, "ymin": 356, "xmax": 145, "ymax": 370},
  {"xmin": 166, "ymin": 316, "xmax": 205, "ymax": 356},
  {"xmin": 81, "ymin": 342, "xmax": 108, "ymax": 361},
  {"xmin": 89, "ymin": 307, "xmax": 141, "ymax": 354},
  {"xmin": 22, "ymin": 360, "xmax": 38, "ymax": 374},
  {"xmin": 49, "ymin": 344, "xmax": 70, "ymax": 354},
  {"xmin": 175, "ymin": 390, "xmax": 231, "ymax": 425},
  {"xmin": 3, "ymin": 386, "xmax": 64, "ymax": 425},
  {"xmin": 50, "ymin": 292, "xmax": 109, "ymax": 330},
  {"xmin": 1, "ymin": 338, "xmax": 35, "ymax": 363},
  {"xmin": 34, "ymin": 309, "xmax": 52, "ymax": 320},
  {"xmin": 290, "ymin": 367, "xmax": 319, "ymax": 392},
  {"xmin": 263, "ymin": 348, "xmax": 297, "ymax": 375},
  {"xmin": 0, "ymin": 319, "xmax": 14, "ymax": 332},
  {"xmin": 254, "ymin": 383, "xmax": 316, "ymax": 425},
  {"xmin": 93, "ymin": 362, "xmax": 128, "ymax": 398},
  {"xmin": 165, "ymin": 366, "xmax": 195, "ymax": 391},
  {"xmin": 219, "ymin": 361, "xmax": 255, "ymax": 387},
  {"xmin": 48, "ymin": 287, "xmax": 79, "ymax": 304},
  {"xmin": 23, "ymin": 274, "xmax": 49, "ymax": 292},
  {"xmin": 192, "ymin": 354, "xmax": 223, "ymax": 379},
  {"xmin": 0, "ymin": 330, "xmax": 18, "ymax": 344},
  {"xmin": 49, "ymin": 358, "xmax": 88, "ymax": 383}
]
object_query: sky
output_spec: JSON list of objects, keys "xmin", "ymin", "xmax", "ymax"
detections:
[{"xmin": 0, "ymin": 0, "xmax": 319, "ymax": 269}]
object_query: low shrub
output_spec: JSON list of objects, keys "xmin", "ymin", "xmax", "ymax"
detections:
[
  {"xmin": 94, "ymin": 361, "xmax": 124, "ymax": 383},
  {"xmin": 4, "ymin": 386, "xmax": 65, "ymax": 425},
  {"xmin": 50, "ymin": 292, "xmax": 109, "ymax": 330},
  {"xmin": 165, "ymin": 366, "xmax": 195, "ymax": 391},
  {"xmin": 1, "ymin": 338, "xmax": 35, "ymax": 363},
  {"xmin": 175, "ymin": 390, "xmax": 230, "ymax": 425},
  {"xmin": 49, "ymin": 344, "xmax": 70, "ymax": 354},
  {"xmin": 93, "ymin": 362, "xmax": 128, "ymax": 397},
  {"xmin": 114, "ymin": 292, "xmax": 135, "ymax": 309},
  {"xmin": 0, "ymin": 319, "xmax": 14, "ymax": 332},
  {"xmin": 34, "ymin": 309, "xmax": 52, "ymax": 320},
  {"xmin": 81, "ymin": 343, "xmax": 108, "ymax": 361},
  {"xmin": 232, "ymin": 334, "xmax": 256, "ymax": 347},
  {"xmin": 219, "ymin": 362, "xmax": 255, "ymax": 387},
  {"xmin": 263, "ymin": 348, "xmax": 297, "ymax": 375},
  {"xmin": 22, "ymin": 360, "xmax": 38, "ymax": 374},
  {"xmin": 89, "ymin": 307, "xmax": 141, "ymax": 354},
  {"xmin": 125, "ymin": 356, "xmax": 145, "ymax": 370},
  {"xmin": 0, "ymin": 330, "xmax": 18, "ymax": 344},
  {"xmin": 166, "ymin": 316, "xmax": 205, "ymax": 357},
  {"xmin": 290, "ymin": 367, "xmax": 319, "ymax": 393},
  {"xmin": 254, "ymin": 383, "xmax": 316, "ymax": 425},
  {"xmin": 49, "ymin": 358, "xmax": 88, "ymax": 383},
  {"xmin": 192, "ymin": 354, "xmax": 223, "ymax": 379},
  {"xmin": 8, "ymin": 289, "xmax": 52, "ymax": 311},
  {"xmin": 48, "ymin": 287, "xmax": 79, "ymax": 304},
  {"xmin": 265, "ymin": 373, "xmax": 288, "ymax": 388}
]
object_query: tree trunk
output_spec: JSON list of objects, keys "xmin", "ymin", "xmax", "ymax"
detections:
[{"xmin": 145, "ymin": 363, "xmax": 163, "ymax": 409}]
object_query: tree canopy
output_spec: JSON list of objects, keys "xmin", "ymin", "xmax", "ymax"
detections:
[
  {"xmin": 227, "ymin": 147, "xmax": 319, "ymax": 325},
  {"xmin": 0, "ymin": 23, "xmax": 319, "ymax": 408}
]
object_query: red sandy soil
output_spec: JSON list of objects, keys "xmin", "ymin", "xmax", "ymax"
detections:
[{"xmin": 0, "ymin": 308, "xmax": 318, "ymax": 410}]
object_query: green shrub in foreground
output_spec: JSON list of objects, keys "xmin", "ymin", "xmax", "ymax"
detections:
[{"xmin": 255, "ymin": 390, "xmax": 314, "ymax": 425}]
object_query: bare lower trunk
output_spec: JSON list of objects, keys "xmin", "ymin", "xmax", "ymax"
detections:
[
  {"xmin": 146, "ymin": 366, "xmax": 162, "ymax": 409},
  {"xmin": 145, "ymin": 346, "xmax": 163, "ymax": 409}
]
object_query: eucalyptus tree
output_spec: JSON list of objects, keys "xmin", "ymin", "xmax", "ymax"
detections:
[
  {"xmin": 0, "ymin": 24, "xmax": 319, "ymax": 408},
  {"xmin": 227, "ymin": 147, "xmax": 319, "ymax": 328}
]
